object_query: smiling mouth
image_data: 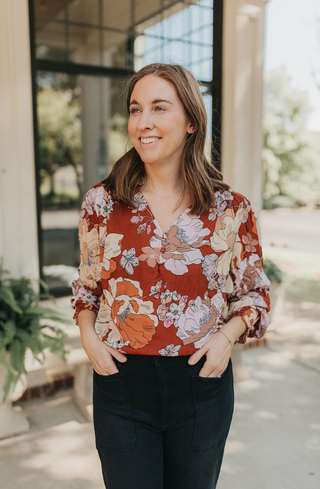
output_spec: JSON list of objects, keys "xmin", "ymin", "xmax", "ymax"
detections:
[{"xmin": 140, "ymin": 137, "xmax": 162, "ymax": 144}]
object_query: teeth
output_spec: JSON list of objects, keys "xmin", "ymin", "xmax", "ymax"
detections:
[{"xmin": 141, "ymin": 137, "xmax": 161, "ymax": 143}]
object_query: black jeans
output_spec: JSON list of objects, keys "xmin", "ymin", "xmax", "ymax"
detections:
[{"xmin": 92, "ymin": 354, "xmax": 234, "ymax": 489}]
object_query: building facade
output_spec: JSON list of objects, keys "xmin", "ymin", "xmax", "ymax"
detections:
[{"xmin": 0, "ymin": 0, "xmax": 269, "ymax": 295}]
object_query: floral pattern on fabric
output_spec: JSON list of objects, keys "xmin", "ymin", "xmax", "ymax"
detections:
[
  {"xmin": 100, "ymin": 230, "xmax": 123, "ymax": 280},
  {"xmin": 159, "ymin": 344, "xmax": 182, "ymax": 356},
  {"xmin": 120, "ymin": 248, "xmax": 139, "ymax": 275},
  {"xmin": 224, "ymin": 200, "xmax": 271, "ymax": 341},
  {"xmin": 153, "ymin": 283, "xmax": 188, "ymax": 329},
  {"xmin": 95, "ymin": 277, "xmax": 159, "ymax": 350},
  {"xmin": 80, "ymin": 185, "xmax": 114, "ymax": 220},
  {"xmin": 71, "ymin": 183, "xmax": 271, "ymax": 354},
  {"xmin": 175, "ymin": 291, "xmax": 225, "ymax": 349},
  {"xmin": 208, "ymin": 190, "xmax": 234, "ymax": 221},
  {"xmin": 148, "ymin": 213, "xmax": 211, "ymax": 275},
  {"xmin": 130, "ymin": 192, "xmax": 153, "ymax": 235}
]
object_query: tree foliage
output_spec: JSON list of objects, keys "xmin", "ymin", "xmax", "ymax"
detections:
[
  {"xmin": 262, "ymin": 66, "xmax": 320, "ymax": 207},
  {"xmin": 37, "ymin": 82, "xmax": 81, "ymax": 198}
]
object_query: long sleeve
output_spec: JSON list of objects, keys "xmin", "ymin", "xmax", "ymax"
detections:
[
  {"xmin": 70, "ymin": 187, "xmax": 103, "ymax": 326},
  {"xmin": 225, "ymin": 195, "xmax": 271, "ymax": 344}
]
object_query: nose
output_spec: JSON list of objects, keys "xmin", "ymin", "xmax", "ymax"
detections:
[{"xmin": 137, "ymin": 109, "xmax": 154, "ymax": 131}]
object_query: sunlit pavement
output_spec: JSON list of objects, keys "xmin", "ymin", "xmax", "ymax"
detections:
[{"xmin": 220, "ymin": 295, "xmax": 320, "ymax": 489}]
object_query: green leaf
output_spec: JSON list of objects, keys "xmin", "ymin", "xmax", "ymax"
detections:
[
  {"xmin": 0, "ymin": 311, "xmax": 8, "ymax": 320},
  {"xmin": 1, "ymin": 369, "xmax": 20, "ymax": 405},
  {"xmin": 0, "ymin": 288, "xmax": 22, "ymax": 314},
  {"xmin": 0, "ymin": 347, "xmax": 19, "ymax": 376},
  {"xmin": 0, "ymin": 320, "xmax": 16, "ymax": 346}
]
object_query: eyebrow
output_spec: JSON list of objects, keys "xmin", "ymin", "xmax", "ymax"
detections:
[{"xmin": 129, "ymin": 98, "xmax": 173, "ymax": 106}]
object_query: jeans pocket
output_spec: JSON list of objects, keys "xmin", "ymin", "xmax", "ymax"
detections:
[
  {"xmin": 191, "ymin": 360, "xmax": 234, "ymax": 452},
  {"xmin": 93, "ymin": 369, "xmax": 136, "ymax": 451}
]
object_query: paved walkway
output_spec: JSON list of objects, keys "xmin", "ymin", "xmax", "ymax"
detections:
[
  {"xmin": 219, "ymin": 297, "xmax": 320, "ymax": 489},
  {"xmin": 0, "ymin": 293, "xmax": 319, "ymax": 489}
]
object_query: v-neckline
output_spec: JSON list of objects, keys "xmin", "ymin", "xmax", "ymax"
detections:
[{"xmin": 137, "ymin": 189, "xmax": 191, "ymax": 236}]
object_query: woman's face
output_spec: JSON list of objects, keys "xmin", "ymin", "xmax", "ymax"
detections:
[{"xmin": 128, "ymin": 74, "xmax": 194, "ymax": 168}]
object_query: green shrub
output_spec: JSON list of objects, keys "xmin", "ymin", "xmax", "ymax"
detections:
[
  {"xmin": 263, "ymin": 258, "xmax": 283, "ymax": 284},
  {"xmin": 0, "ymin": 259, "xmax": 71, "ymax": 404}
]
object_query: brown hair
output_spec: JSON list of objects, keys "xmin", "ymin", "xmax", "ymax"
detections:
[{"xmin": 101, "ymin": 63, "xmax": 230, "ymax": 215}]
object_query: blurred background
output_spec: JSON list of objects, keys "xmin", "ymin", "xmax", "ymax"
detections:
[{"xmin": 0, "ymin": 0, "xmax": 319, "ymax": 488}]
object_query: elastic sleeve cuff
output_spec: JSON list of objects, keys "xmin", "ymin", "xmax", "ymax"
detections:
[
  {"xmin": 72, "ymin": 302, "xmax": 98, "ymax": 327},
  {"xmin": 227, "ymin": 306, "xmax": 268, "ymax": 344}
]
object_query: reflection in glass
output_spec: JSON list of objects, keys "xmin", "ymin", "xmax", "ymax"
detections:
[
  {"xmin": 34, "ymin": 0, "xmax": 66, "ymax": 19},
  {"xmin": 134, "ymin": 0, "xmax": 161, "ymax": 25},
  {"xmin": 35, "ymin": 20, "xmax": 68, "ymax": 61},
  {"xmin": 134, "ymin": 1, "xmax": 213, "ymax": 82},
  {"xmin": 103, "ymin": 30, "xmax": 128, "ymax": 68},
  {"xmin": 69, "ymin": 26, "xmax": 101, "ymax": 65},
  {"xmin": 103, "ymin": 0, "xmax": 131, "ymax": 29},
  {"xmin": 33, "ymin": 1, "xmax": 214, "ymax": 80},
  {"xmin": 203, "ymin": 93, "xmax": 212, "ymax": 161},
  {"xmin": 68, "ymin": 0, "xmax": 100, "ymax": 25},
  {"xmin": 36, "ymin": 72, "xmax": 128, "ymax": 291},
  {"xmin": 31, "ymin": 0, "xmax": 217, "ymax": 294}
]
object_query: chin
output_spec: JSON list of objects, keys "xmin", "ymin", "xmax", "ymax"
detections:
[{"xmin": 137, "ymin": 152, "xmax": 163, "ymax": 166}]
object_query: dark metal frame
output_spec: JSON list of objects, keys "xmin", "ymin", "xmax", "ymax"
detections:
[
  {"xmin": 28, "ymin": 0, "xmax": 223, "ymax": 297},
  {"xmin": 211, "ymin": 0, "xmax": 223, "ymax": 168}
]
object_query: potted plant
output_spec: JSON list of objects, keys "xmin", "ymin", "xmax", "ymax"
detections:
[
  {"xmin": 0, "ymin": 259, "xmax": 71, "ymax": 438},
  {"xmin": 263, "ymin": 258, "xmax": 284, "ymax": 329}
]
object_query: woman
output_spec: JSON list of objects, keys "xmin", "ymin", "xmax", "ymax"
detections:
[{"xmin": 71, "ymin": 63, "xmax": 271, "ymax": 489}]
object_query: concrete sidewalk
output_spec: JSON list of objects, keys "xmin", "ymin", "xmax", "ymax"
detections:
[
  {"xmin": 219, "ymin": 295, "xmax": 320, "ymax": 489},
  {"xmin": 0, "ymin": 295, "xmax": 319, "ymax": 489}
]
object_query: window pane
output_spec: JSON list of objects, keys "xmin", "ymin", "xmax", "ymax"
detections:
[
  {"xmin": 134, "ymin": 0, "xmax": 161, "ymax": 25},
  {"xmin": 103, "ymin": 30, "xmax": 128, "ymax": 68},
  {"xmin": 190, "ymin": 29, "xmax": 202, "ymax": 44},
  {"xmin": 190, "ymin": 5, "xmax": 202, "ymax": 33},
  {"xmin": 68, "ymin": 0, "xmax": 100, "ymax": 26},
  {"xmin": 103, "ymin": 0, "xmax": 131, "ymax": 30},
  {"xmin": 36, "ymin": 72, "xmax": 128, "ymax": 291},
  {"xmin": 68, "ymin": 25, "xmax": 101, "ymax": 65},
  {"xmin": 203, "ymin": 93, "xmax": 212, "ymax": 161},
  {"xmin": 200, "ymin": 0, "xmax": 213, "ymax": 8},
  {"xmin": 34, "ymin": 0, "xmax": 66, "ymax": 20},
  {"xmin": 202, "ymin": 23, "xmax": 213, "ymax": 46},
  {"xmin": 35, "ymin": 20, "xmax": 68, "ymax": 61},
  {"xmin": 135, "ymin": 1, "xmax": 213, "ymax": 82}
]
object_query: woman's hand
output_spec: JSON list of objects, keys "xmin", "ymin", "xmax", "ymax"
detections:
[
  {"xmin": 77, "ymin": 309, "xmax": 127, "ymax": 376},
  {"xmin": 188, "ymin": 330, "xmax": 233, "ymax": 377},
  {"xmin": 187, "ymin": 316, "xmax": 248, "ymax": 377}
]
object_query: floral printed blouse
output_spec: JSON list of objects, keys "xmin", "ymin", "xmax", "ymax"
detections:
[{"xmin": 70, "ymin": 182, "xmax": 271, "ymax": 356}]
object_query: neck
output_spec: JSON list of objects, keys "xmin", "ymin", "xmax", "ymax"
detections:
[{"xmin": 141, "ymin": 164, "xmax": 184, "ymax": 195}]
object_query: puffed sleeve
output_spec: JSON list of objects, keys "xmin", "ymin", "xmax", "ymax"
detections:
[
  {"xmin": 225, "ymin": 194, "xmax": 271, "ymax": 343},
  {"xmin": 70, "ymin": 186, "xmax": 103, "ymax": 326}
]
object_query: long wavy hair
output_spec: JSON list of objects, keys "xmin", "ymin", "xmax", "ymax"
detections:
[{"xmin": 101, "ymin": 63, "xmax": 230, "ymax": 215}]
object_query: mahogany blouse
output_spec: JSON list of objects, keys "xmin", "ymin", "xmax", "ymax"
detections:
[{"xmin": 70, "ymin": 182, "xmax": 271, "ymax": 356}]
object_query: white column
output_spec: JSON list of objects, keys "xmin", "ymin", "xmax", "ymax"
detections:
[
  {"xmin": 221, "ymin": 0, "xmax": 269, "ymax": 215},
  {"xmin": 0, "ymin": 0, "xmax": 39, "ymax": 281}
]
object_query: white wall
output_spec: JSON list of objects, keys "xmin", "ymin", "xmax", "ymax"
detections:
[
  {"xmin": 221, "ymin": 0, "xmax": 269, "ymax": 215},
  {"xmin": 0, "ymin": 0, "xmax": 39, "ymax": 281}
]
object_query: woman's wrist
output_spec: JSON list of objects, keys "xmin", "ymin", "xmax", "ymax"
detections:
[
  {"xmin": 216, "ymin": 329, "xmax": 234, "ymax": 346},
  {"xmin": 219, "ymin": 316, "xmax": 247, "ymax": 345},
  {"xmin": 78, "ymin": 309, "xmax": 97, "ymax": 337}
]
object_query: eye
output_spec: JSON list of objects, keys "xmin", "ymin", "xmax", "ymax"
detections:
[
  {"xmin": 130, "ymin": 107, "xmax": 140, "ymax": 114},
  {"xmin": 154, "ymin": 106, "xmax": 165, "ymax": 112}
]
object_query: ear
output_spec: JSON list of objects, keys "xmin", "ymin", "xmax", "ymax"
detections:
[{"xmin": 187, "ymin": 121, "xmax": 197, "ymax": 134}]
